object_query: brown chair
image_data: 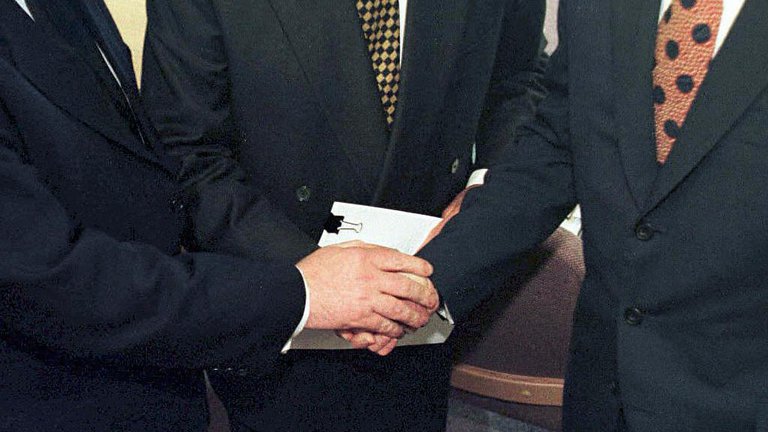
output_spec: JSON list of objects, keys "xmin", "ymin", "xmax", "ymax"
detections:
[{"xmin": 450, "ymin": 228, "xmax": 584, "ymax": 432}]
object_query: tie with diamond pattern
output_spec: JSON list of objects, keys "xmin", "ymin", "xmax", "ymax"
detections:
[
  {"xmin": 653, "ymin": 0, "xmax": 723, "ymax": 164},
  {"xmin": 356, "ymin": 0, "xmax": 401, "ymax": 128}
]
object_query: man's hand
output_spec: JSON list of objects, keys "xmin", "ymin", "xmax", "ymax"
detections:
[
  {"xmin": 420, "ymin": 185, "xmax": 481, "ymax": 249},
  {"xmin": 339, "ymin": 187, "xmax": 482, "ymax": 355},
  {"xmin": 337, "ymin": 331, "xmax": 398, "ymax": 356},
  {"xmin": 297, "ymin": 241, "xmax": 439, "ymax": 339}
]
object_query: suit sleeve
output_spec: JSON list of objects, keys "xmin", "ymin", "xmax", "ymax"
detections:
[
  {"xmin": 474, "ymin": 0, "xmax": 549, "ymax": 167},
  {"xmin": 141, "ymin": 0, "xmax": 317, "ymax": 262},
  {"xmin": 0, "ymin": 101, "xmax": 306, "ymax": 370},
  {"xmin": 420, "ymin": 0, "xmax": 575, "ymax": 322}
]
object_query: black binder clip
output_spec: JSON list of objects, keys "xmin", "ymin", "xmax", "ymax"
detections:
[{"xmin": 323, "ymin": 213, "xmax": 363, "ymax": 234}]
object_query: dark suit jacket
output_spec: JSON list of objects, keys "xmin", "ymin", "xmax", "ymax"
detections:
[
  {"xmin": 141, "ymin": 1, "xmax": 546, "ymax": 431},
  {"xmin": 142, "ymin": 0, "xmax": 547, "ymax": 262},
  {"xmin": 421, "ymin": 0, "xmax": 768, "ymax": 431},
  {"xmin": 0, "ymin": 1, "xmax": 305, "ymax": 430}
]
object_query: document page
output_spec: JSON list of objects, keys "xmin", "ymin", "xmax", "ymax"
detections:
[{"xmin": 289, "ymin": 202, "xmax": 454, "ymax": 350}]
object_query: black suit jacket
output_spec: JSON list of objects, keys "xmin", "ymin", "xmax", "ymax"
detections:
[
  {"xmin": 0, "ymin": 1, "xmax": 305, "ymax": 430},
  {"xmin": 421, "ymin": 0, "xmax": 768, "ymax": 431},
  {"xmin": 141, "ymin": 1, "xmax": 546, "ymax": 431},
  {"xmin": 142, "ymin": 0, "xmax": 547, "ymax": 262}
]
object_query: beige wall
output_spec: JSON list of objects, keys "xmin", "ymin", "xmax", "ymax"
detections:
[{"xmin": 104, "ymin": 0, "xmax": 147, "ymax": 81}]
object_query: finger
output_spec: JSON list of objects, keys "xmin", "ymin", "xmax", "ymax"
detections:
[
  {"xmin": 368, "ymin": 248, "xmax": 433, "ymax": 277},
  {"xmin": 366, "ymin": 334, "xmax": 392, "ymax": 353},
  {"xmin": 378, "ymin": 273, "xmax": 439, "ymax": 311},
  {"xmin": 373, "ymin": 295, "xmax": 432, "ymax": 329},
  {"xmin": 336, "ymin": 330, "xmax": 356, "ymax": 342},
  {"xmin": 333, "ymin": 240, "xmax": 369, "ymax": 249},
  {"xmin": 354, "ymin": 314, "xmax": 405, "ymax": 338},
  {"xmin": 346, "ymin": 332, "xmax": 377, "ymax": 349},
  {"xmin": 400, "ymin": 272, "xmax": 430, "ymax": 288},
  {"xmin": 374, "ymin": 338, "xmax": 399, "ymax": 356}
]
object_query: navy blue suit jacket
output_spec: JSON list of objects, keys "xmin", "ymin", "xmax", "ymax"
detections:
[
  {"xmin": 141, "ymin": 1, "xmax": 547, "ymax": 431},
  {"xmin": 421, "ymin": 0, "xmax": 768, "ymax": 431},
  {"xmin": 0, "ymin": 1, "xmax": 305, "ymax": 430}
]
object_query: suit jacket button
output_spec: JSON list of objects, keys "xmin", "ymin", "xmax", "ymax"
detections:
[
  {"xmin": 450, "ymin": 158, "xmax": 460, "ymax": 174},
  {"xmin": 624, "ymin": 307, "xmax": 644, "ymax": 326},
  {"xmin": 634, "ymin": 221, "xmax": 654, "ymax": 241},
  {"xmin": 296, "ymin": 186, "xmax": 311, "ymax": 202}
]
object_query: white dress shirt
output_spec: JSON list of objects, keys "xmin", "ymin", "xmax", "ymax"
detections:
[
  {"xmin": 14, "ymin": 0, "xmax": 32, "ymax": 18},
  {"xmin": 399, "ymin": 0, "xmax": 407, "ymax": 62},
  {"xmin": 659, "ymin": 0, "xmax": 745, "ymax": 56}
]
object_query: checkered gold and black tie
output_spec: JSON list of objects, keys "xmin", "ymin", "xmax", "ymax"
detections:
[{"xmin": 356, "ymin": 0, "xmax": 400, "ymax": 128}]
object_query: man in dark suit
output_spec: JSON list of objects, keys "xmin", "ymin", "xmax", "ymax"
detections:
[
  {"xmin": 141, "ymin": 1, "xmax": 547, "ymax": 431},
  {"xmin": 0, "ymin": 0, "xmax": 439, "ymax": 430},
  {"xmin": 416, "ymin": 0, "xmax": 768, "ymax": 430}
]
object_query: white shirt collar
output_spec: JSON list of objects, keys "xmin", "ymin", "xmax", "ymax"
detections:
[
  {"xmin": 658, "ymin": 0, "xmax": 746, "ymax": 56},
  {"xmin": 14, "ymin": 0, "xmax": 34, "ymax": 20}
]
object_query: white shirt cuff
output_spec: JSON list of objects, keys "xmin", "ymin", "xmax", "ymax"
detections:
[
  {"xmin": 559, "ymin": 205, "xmax": 582, "ymax": 237},
  {"xmin": 281, "ymin": 266, "xmax": 311, "ymax": 353},
  {"xmin": 466, "ymin": 169, "xmax": 488, "ymax": 188}
]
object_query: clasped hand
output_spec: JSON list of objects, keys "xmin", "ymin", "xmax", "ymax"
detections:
[
  {"xmin": 325, "ymin": 186, "xmax": 476, "ymax": 355},
  {"xmin": 296, "ymin": 241, "xmax": 439, "ymax": 355}
]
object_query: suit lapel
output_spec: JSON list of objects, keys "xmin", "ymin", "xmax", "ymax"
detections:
[
  {"xmin": 373, "ymin": 0, "xmax": 472, "ymax": 202},
  {"xmin": 77, "ymin": 0, "xmax": 140, "ymax": 104},
  {"xmin": 41, "ymin": 0, "xmax": 130, "ymax": 114},
  {"xmin": 4, "ymin": 0, "xmax": 167, "ymax": 170},
  {"xmin": 4, "ymin": 4, "xmax": 135, "ymax": 149},
  {"xmin": 267, "ymin": 0, "xmax": 389, "ymax": 190},
  {"xmin": 76, "ymin": 0, "xmax": 177, "ymax": 172},
  {"xmin": 644, "ymin": 0, "xmax": 768, "ymax": 213},
  {"xmin": 612, "ymin": 0, "xmax": 662, "ymax": 211}
]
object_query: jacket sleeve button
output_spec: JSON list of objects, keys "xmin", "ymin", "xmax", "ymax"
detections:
[
  {"xmin": 634, "ymin": 221, "xmax": 655, "ymax": 241},
  {"xmin": 296, "ymin": 185, "xmax": 311, "ymax": 202},
  {"xmin": 624, "ymin": 307, "xmax": 645, "ymax": 326}
]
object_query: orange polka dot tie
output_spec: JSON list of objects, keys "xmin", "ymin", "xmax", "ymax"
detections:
[
  {"xmin": 653, "ymin": 0, "xmax": 723, "ymax": 164},
  {"xmin": 356, "ymin": 0, "xmax": 401, "ymax": 128}
]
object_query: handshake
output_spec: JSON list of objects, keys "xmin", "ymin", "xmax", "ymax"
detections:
[
  {"xmin": 296, "ymin": 240, "xmax": 438, "ymax": 356},
  {"xmin": 294, "ymin": 188, "xmax": 472, "ymax": 355}
]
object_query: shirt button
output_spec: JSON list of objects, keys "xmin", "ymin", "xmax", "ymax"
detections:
[
  {"xmin": 296, "ymin": 185, "xmax": 311, "ymax": 202},
  {"xmin": 450, "ymin": 158, "xmax": 460, "ymax": 174},
  {"xmin": 634, "ymin": 221, "xmax": 655, "ymax": 241},
  {"xmin": 624, "ymin": 307, "xmax": 645, "ymax": 326}
]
